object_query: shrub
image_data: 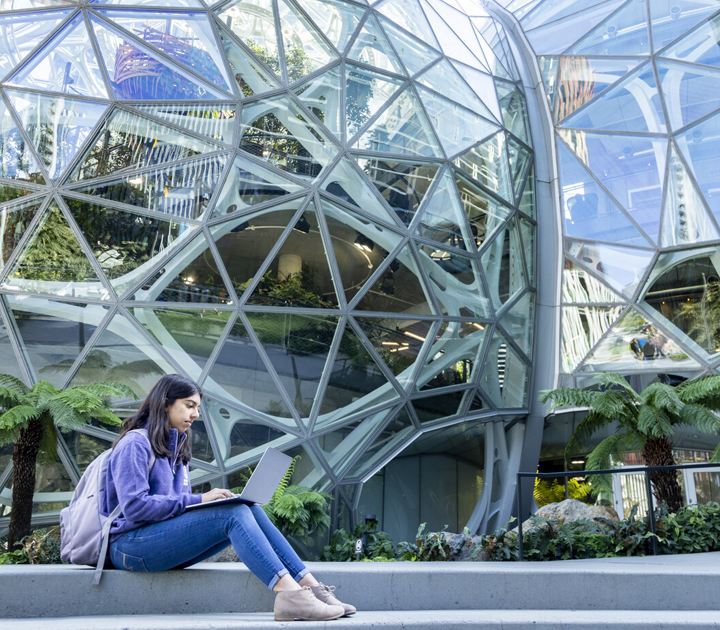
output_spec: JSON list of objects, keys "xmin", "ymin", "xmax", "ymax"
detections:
[
  {"xmin": 320, "ymin": 519, "xmax": 395, "ymax": 562},
  {"xmin": 0, "ymin": 527, "xmax": 62, "ymax": 565}
]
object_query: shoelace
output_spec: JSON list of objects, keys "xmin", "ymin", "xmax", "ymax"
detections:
[{"xmin": 318, "ymin": 582, "xmax": 336, "ymax": 594}]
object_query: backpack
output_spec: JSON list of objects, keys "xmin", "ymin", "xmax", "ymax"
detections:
[{"xmin": 60, "ymin": 429, "xmax": 155, "ymax": 585}]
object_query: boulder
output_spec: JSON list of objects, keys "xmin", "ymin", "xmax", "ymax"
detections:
[
  {"xmin": 442, "ymin": 533, "xmax": 487, "ymax": 562},
  {"xmin": 512, "ymin": 499, "xmax": 619, "ymax": 535}
]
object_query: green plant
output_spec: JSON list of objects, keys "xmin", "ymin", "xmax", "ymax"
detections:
[
  {"xmin": 533, "ymin": 477, "xmax": 593, "ymax": 508},
  {"xmin": 479, "ymin": 517, "xmax": 519, "ymax": 561},
  {"xmin": 396, "ymin": 523, "xmax": 469, "ymax": 562},
  {"xmin": 0, "ymin": 527, "xmax": 62, "ymax": 564},
  {"xmin": 261, "ymin": 456, "xmax": 332, "ymax": 544},
  {"xmin": 658, "ymin": 501, "xmax": 720, "ymax": 554},
  {"xmin": 320, "ymin": 519, "xmax": 395, "ymax": 562},
  {"xmin": 540, "ymin": 372, "xmax": 720, "ymax": 512},
  {"xmin": 0, "ymin": 375, "xmax": 135, "ymax": 547}
]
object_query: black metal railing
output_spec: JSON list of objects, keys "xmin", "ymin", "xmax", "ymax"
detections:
[{"xmin": 516, "ymin": 461, "xmax": 720, "ymax": 561}]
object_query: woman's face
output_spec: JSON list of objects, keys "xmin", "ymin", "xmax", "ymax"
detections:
[{"xmin": 167, "ymin": 394, "xmax": 201, "ymax": 433}]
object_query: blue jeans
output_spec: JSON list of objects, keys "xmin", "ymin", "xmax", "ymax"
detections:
[{"xmin": 109, "ymin": 502, "xmax": 309, "ymax": 590}]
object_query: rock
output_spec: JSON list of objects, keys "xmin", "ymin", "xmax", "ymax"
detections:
[
  {"xmin": 443, "ymin": 533, "xmax": 487, "ymax": 562},
  {"xmin": 203, "ymin": 546, "xmax": 239, "ymax": 562},
  {"xmin": 512, "ymin": 499, "xmax": 620, "ymax": 535}
]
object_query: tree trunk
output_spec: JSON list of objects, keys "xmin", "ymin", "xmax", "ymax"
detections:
[
  {"xmin": 642, "ymin": 436, "xmax": 684, "ymax": 513},
  {"xmin": 7, "ymin": 418, "xmax": 44, "ymax": 549}
]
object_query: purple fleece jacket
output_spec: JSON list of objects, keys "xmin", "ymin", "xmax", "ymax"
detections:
[{"xmin": 103, "ymin": 428, "xmax": 202, "ymax": 540}]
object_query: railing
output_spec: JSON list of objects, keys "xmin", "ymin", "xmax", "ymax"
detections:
[{"xmin": 516, "ymin": 461, "xmax": 720, "ymax": 561}]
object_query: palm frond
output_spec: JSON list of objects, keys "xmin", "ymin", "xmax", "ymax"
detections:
[
  {"xmin": 586, "ymin": 431, "xmax": 642, "ymax": 494},
  {"xmin": 26, "ymin": 381, "xmax": 61, "ymax": 407},
  {"xmin": 0, "ymin": 386, "xmax": 23, "ymax": 410},
  {"xmin": 636, "ymin": 405, "xmax": 674, "ymax": 438},
  {"xmin": 710, "ymin": 441, "xmax": 720, "ymax": 463},
  {"xmin": 44, "ymin": 399, "xmax": 90, "ymax": 432},
  {"xmin": 0, "ymin": 405, "xmax": 41, "ymax": 430},
  {"xmin": 0, "ymin": 374, "xmax": 29, "ymax": 395},
  {"xmin": 640, "ymin": 382, "xmax": 683, "ymax": 415},
  {"xmin": 70, "ymin": 382, "xmax": 138, "ymax": 401},
  {"xmin": 539, "ymin": 387, "xmax": 594, "ymax": 410},
  {"xmin": 678, "ymin": 404, "xmax": 720, "ymax": 434},
  {"xmin": 595, "ymin": 372, "xmax": 640, "ymax": 401},
  {"xmin": 590, "ymin": 389, "xmax": 633, "ymax": 421},
  {"xmin": 564, "ymin": 409, "xmax": 613, "ymax": 464},
  {"xmin": 677, "ymin": 375, "xmax": 720, "ymax": 407}
]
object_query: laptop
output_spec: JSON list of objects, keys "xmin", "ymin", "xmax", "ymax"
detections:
[{"xmin": 185, "ymin": 447, "xmax": 293, "ymax": 510}]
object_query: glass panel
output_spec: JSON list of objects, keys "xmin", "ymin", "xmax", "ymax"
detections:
[
  {"xmin": 131, "ymin": 306, "xmax": 231, "ymax": 372},
  {"xmin": 70, "ymin": 108, "xmax": 217, "ymax": 182},
  {"xmin": 211, "ymin": 154, "xmax": 305, "ymax": 218},
  {"xmin": 216, "ymin": 0, "xmax": 281, "ymax": 80},
  {"xmin": 70, "ymin": 311, "xmax": 173, "ymax": 397},
  {"xmin": 320, "ymin": 196, "xmax": 394, "ymax": 304},
  {"xmin": 416, "ymin": 58, "xmax": 495, "ymax": 121},
  {"xmin": 538, "ymin": 55, "xmax": 559, "ymax": 107},
  {"xmin": 500, "ymin": 287, "xmax": 534, "ymax": 360},
  {"xmin": 0, "ymin": 10, "xmax": 72, "ymax": 79},
  {"xmin": 481, "ymin": 216, "xmax": 526, "ymax": 310},
  {"xmin": 643, "ymin": 254, "xmax": 720, "ymax": 358},
  {"xmin": 354, "ymin": 156, "xmax": 439, "ymax": 226},
  {"xmin": 454, "ymin": 172, "xmax": 512, "ymax": 250},
  {"xmin": 353, "ymin": 86, "xmax": 443, "ymax": 158},
  {"xmin": 2, "ymin": 203, "xmax": 110, "ymax": 300},
  {"xmin": 132, "ymin": 233, "xmax": 231, "ymax": 303},
  {"xmin": 347, "ymin": 13, "xmax": 404, "ymax": 75},
  {"xmin": 345, "ymin": 405, "xmax": 415, "ymax": 480},
  {"xmin": 421, "ymin": 0, "xmax": 483, "ymax": 67},
  {"xmin": 0, "ymin": 311, "xmax": 24, "ymax": 382},
  {"xmin": 453, "ymin": 132, "xmax": 513, "ymax": 203},
  {"xmin": 558, "ymin": 129, "xmax": 666, "ymax": 244},
  {"xmin": 661, "ymin": 146, "xmax": 718, "ymax": 247},
  {"xmin": 0, "ymin": 182, "xmax": 35, "ymax": 205},
  {"xmin": 411, "ymin": 389, "xmax": 466, "ymax": 423},
  {"xmin": 0, "ymin": 99, "xmax": 46, "ymax": 183},
  {"xmin": 298, "ymin": 0, "xmax": 366, "ymax": 54},
  {"xmin": 558, "ymin": 140, "xmax": 651, "ymax": 247},
  {"xmin": 494, "ymin": 79, "xmax": 530, "ymax": 144},
  {"xmin": 6, "ymin": 90, "xmax": 105, "ymax": 181},
  {"xmin": 658, "ymin": 60, "xmax": 720, "ymax": 131},
  {"xmin": 414, "ymin": 169, "xmax": 474, "ymax": 252},
  {"xmin": 415, "ymin": 320, "xmax": 485, "ymax": 391},
  {"xmin": 659, "ymin": 12, "xmax": 720, "ymax": 67},
  {"xmin": 376, "ymin": 0, "xmax": 438, "ymax": 47},
  {"xmin": 9, "ymin": 14, "xmax": 108, "ymax": 99},
  {"xmin": 579, "ymin": 308, "xmax": 702, "ymax": 373},
  {"xmin": 507, "ymin": 137, "xmax": 531, "ymax": 202},
  {"xmin": 562, "ymin": 304, "xmax": 624, "ymax": 372},
  {"xmin": 567, "ymin": 0, "xmax": 650, "ymax": 57},
  {"xmin": 0, "ymin": 197, "xmax": 42, "ymax": 269},
  {"xmin": 479, "ymin": 330, "xmax": 528, "ymax": 408},
  {"xmin": 649, "ymin": 0, "xmax": 719, "ymax": 52},
  {"xmin": 379, "ymin": 17, "xmax": 440, "ymax": 75},
  {"xmin": 345, "ymin": 62, "xmax": 403, "ymax": 140},
  {"xmin": 8, "ymin": 297, "xmax": 106, "ymax": 386},
  {"xmin": 518, "ymin": 215, "xmax": 535, "ymax": 287},
  {"xmin": 317, "ymin": 321, "xmax": 399, "ymax": 418},
  {"xmin": 555, "ymin": 56, "xmax": 642, "ymax": 122},
  {"xmin": 246, "ymin": 201, "xmax": 340, "ymax": 308},
  {"xmin": 318, "ymin": 156, "xmax": 397, "ymax": 225},
  {"xmin": 561, "ymin": 61, "xmax": 667, "ymax": 134},
  {"xmin": 677, "ymin": 111, "xmax": 720, "ymax": 225},
  {"xmin": 69, "ymin": 154, "xmax": 228, "ymax": 221},
  {"xmin": 246, "ymin": 312, "xmax": 338, "ymax": 419},
  {"xmin": 240, "ymin": 95, "xmax": 338, "ymax": 180},
  {"xmin": 416, "ymin": 85, "xmax": 498, "ymax": 158},
  {"xmin": 203, "ymin": 395, "xmax": 293, "ymax": 468},
  {"xmin": 277, "ymin": 0, "xmax": 338, "ymax": 82},
  {"xmin": 565, "ymin": 239, "xmax": 654, "ymax": 298},
  {"xmin": 217, "ymin": 24, "xmax": 281, "ymax": 97},
  {"xmin": 355, "ymin": 244, "xmax": 433, "ymax": 315},
  {"xmin": 520, "ymin": 0, "xmax": 622, "ymax": 30},
  {"xmin": 352, "ymin": 316, "xmax": 435, "ymax": 389},
  {"xmin": 562, "ymin": 257, "xmax": 623, "ymax": 303},
  {"xmin": 518, "ymin": 165, "xmax": 535, "ymax": 218},
  {"xmin": 134, "ymin": 104, "xmax": 236, "ymax": 143},
  {"xmin": 100, "ymin": 9, "xmax": 232, "ymax": 92},
  {"xmin": 91, "ymin": 16, "xmax": 222, "ymax": 100},
  {"xmin": 314, "ymin": 408, "xmax": 396, "ymax": 478},
  {"xmin": 205, "ymin": 317, "xmax": 295, "ymax": 421},
  {"xmin": 65, "ymin": 197, "xmax": 194, "ymax": 297},
  {"xmin": 450, "ymin": 59, "xmax": 501, "ymax": 122},
  {"xmin": 294, "ymin": 65, "xmax": 342, "ymax": 140},
  {"xmin": 63, "ymin": 431, "xmax": 112, "ymax": 475},
  {"xmin": 418, "ymin": 244, "xmax": 491, "ymax": 318}
]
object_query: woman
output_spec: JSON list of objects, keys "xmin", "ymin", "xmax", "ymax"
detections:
[{"xmin": 104, "ymin": 374, "xmax": 355, "ymax": 621}]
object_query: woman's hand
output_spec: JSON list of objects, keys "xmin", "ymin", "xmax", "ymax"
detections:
[{"xmin": 201, "ymin": 488, "xmax": 235, "ymax": 503}]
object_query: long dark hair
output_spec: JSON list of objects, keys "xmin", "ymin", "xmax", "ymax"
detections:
[{"xmin": 113, "ymin": 374, "xmax": 201, "ymax": 464}]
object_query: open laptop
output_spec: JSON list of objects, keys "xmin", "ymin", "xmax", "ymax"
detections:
[{"xmin": 186, "ymin": 447, "xmax": 293, "ymax": 510}]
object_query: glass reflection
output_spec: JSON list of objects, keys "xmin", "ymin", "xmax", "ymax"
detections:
[
  {"xmin": 379, "ymin": 17, "xmax": 440, "ymax": 75},
  {"xmin": 348, "ymin": 14, "xmax": 404, "ymax": 75},
  {"xmin": 562, "ymin": 304, "xmax": 624, "ymax": 373},
  {"xmin": 412, "ymin": 389, "xmax": 467, "ymax": 423},
  {"xmin": 0, "ymin": 100, "xmax": 46, "ymax": 183},
  {"xmin": 562, "ymin": 257, "xmax": 622, "ymax": 303},
  {"xmin": 454, "ymin": 132, "xmax": 513, "ymax": 203},
  {"xmin": 480, "ymin": 217, "xmax": 526, "ymax": 310},
  {"xmin": 455, "ymin": 173, "xmax": 512, "ymax": 250},
  {"xmin": 500, "ymin": 291, "xmax": 534, "ymax": 359},
  {"xmin": 346, "ymin": 63, "xmax": 403, "ymax": 140},
  {"xmin": 294, "ymin": 66, "xmax": 342, "ymax": 139},
  {"xmin": 480, "ymin": 330, "xmax": 528, "ymax": 408},
  {"xmin": 134, "ymin": 104, "xmax": 236, "ymax": 143},
  {"xmin": 0, "ymin": 196, "xmax": 42, "ymax": 269}
]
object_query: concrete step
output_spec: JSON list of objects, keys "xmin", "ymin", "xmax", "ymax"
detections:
[
  {"xmin": 2, "ymin": 553, "xmax": 719, "ymax": 619},
  {"xmin": 2, "ymin": 611, "xmax": 719, "ymax": 630}
]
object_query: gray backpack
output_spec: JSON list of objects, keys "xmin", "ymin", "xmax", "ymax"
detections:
[{"xmin": 60, "ymin": 429, "xmax": 155, "ymax": 585}]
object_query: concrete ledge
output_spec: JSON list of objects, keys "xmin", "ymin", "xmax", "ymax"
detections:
[
  {"xmin": 2, "ymin": 610, "xmax": 720, "ymax": 630},
  {"xmin": 2, "ymin": 553, "xmax": 720, "ymax": 619}
]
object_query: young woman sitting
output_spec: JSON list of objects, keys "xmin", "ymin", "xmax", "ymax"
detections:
[{"xmin": 104, "ymin": 373, "xmax": 355, "ymax": 621}]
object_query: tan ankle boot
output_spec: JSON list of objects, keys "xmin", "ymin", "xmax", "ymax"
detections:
[
  {"xmin": 274, "ymin": 586, "xmax": 345, "ymax": 621},
  {"xmin": 310, "ymin": 582, "xmax": 357, "ymax": 616}
]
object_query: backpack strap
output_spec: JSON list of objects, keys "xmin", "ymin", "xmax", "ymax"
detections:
[{"xmin": 93, "ymin": 429, "xmax": 156, "ymax": 586}]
